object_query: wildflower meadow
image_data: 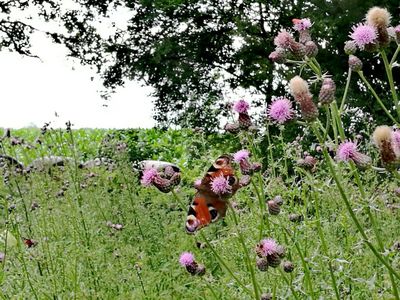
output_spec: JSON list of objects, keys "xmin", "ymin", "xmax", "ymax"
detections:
[{"xmin": 2, "ymin": 5, "xmax": 400, "ymax": 300}]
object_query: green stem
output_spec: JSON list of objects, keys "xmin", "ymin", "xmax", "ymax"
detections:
[
  {"xmin": 339, "ymin": 68, "xmax": 352, "ymax": 113},
  {"xmin": 390, "ymin": 44, "xmax": 400, "ymax": 65},
  {"xmin": 199, "ymin": 231, "xmax": 253, "ymax": 297},
  {"xmin": 381, "ymin": 50, "xmax": 400, "ymax": 118},
  {"xmin": 277, "ymin": 268, "xmax": 300, "ymax": 300},
  {"xmin": 229, "ymin": 204, "xmax": 261, "ymax": 300},
  {"xmin": 311, "ymin": 124, "xmax": 400, "ymax": 281},
  {"xmin": 357, "ymin": 71, "xmax": 399, "ymax": 126},
  {"xmin": 331, "ymin": 101, "xmax": 346, "ymax": 140}
]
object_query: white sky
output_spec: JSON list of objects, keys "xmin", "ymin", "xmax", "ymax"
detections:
[{"xmin": 0, "ymin": 31, "xmax": 155, "ymax": 129}]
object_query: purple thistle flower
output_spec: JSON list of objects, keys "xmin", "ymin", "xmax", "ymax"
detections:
[
  {"xmin": 293, "ymin": 18, "xmax": 312, "ymax": 31},
  {"xmin": 179, "ymin": 252, "xmax": 195, "ymax": 267},
  {"xmin": 267, "ymin": 97, "xmax": 294, "ymax": 124},
  {"xmin": 233, "ymin": 99, "xmax": 250, "ymax": 114},
  {"xmin": 337, "ymin": 141, "xmax": 358, "ymax": 161},
  {"xmin": 140, "ymin": 168, "xmax": 158, "ymax": 186},
  {"xmin": 210, "ymin": 175, "xmax": 232, "ymax": 195},
  {"xmin": 259, "ymin": 239, "xmax": 278, "ymax": 256},
  {"xmin": 350, "ymin": 23, "xmax": 377, "ymax": 49},
  {"xmin": 233, "ymin": 149, "xmax": 250, "ymax": 162}
]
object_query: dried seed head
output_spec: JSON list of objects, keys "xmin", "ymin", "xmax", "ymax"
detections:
[
  {"xmin": 366, "ymin": 7, "xmax": 391, "ymax": 28},
  {"xmin": 290, "ymin": 76, "xmax": 309, "ymax": 97},
  {"xmin": 373, "ymin": 125, "xmax": 392, "ymax": 147}
]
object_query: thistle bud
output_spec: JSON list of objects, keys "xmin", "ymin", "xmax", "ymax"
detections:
[
  {"xmin": 224, "ymin": 123, "xmax": 240, "ymax": 134},
  {"xmin": 238, "ymin": 113, "xmax": 252, "ymax": 129},
  {"xmin": 256, "ymin": 258, "xmax": 269, "ymax": 272},
  {"xmin": 318, "ymin": 78, "xmax": 336, "ymax": 105},
  {"xmin": 304, "ymin": 41, "xmax": 318, "ymax": 57},
  {"xmin": 289, "ymin": 42, "xmax": 306, "ymax": 59},
  {"xmin": 273, "ymin": 195, "xmax": 283, "ymax": 206},
  {"xmin": 267, "ymin": 253, "xmax": 281, "ymax": 268},
  {"xmin": 344, "ymin": 40, "xmax": 357, "ymax": 55},
  {"xmin": 267, "ymin": 200, "xmax": 281, "ymax": 215},
  {"xmin": 348, "ymin": 55, "xmax": 363, "ymax": 72},
  {"xmin": 283, "ymin": 261, "xmax": 295, "ymax": 273},
  {"xmin": 289, "ymin": 213, "xmax": 304, "ymax": 223},
  {"xmin": 269, "ymin": 47, "xmax": 286, "ymax": 63}
]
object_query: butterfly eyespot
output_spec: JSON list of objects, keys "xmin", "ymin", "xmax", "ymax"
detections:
[
  {"xmin": 227, "ymin": 176, "xmax": 236, "ymax": 186},
  {"xmin": 209, "ymin": 208, "xmax": 219, "ymax": 221}
]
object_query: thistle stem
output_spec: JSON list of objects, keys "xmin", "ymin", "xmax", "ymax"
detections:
[
  {"xmin": 380, "ymin": 50, "xmax": 400, "ymax": 118},
  {"xmin": 339, "ymin": 67, "xmax": 352, "ymax": 113}
]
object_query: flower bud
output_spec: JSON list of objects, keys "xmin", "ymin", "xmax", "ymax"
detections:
[
  {"xmin": 344, "ymin": 40, "xmax": 357, "ymax": 55},
  {"xmin": 267, "ymin": 200, "xmax": 281, "ymax": 215},
  {"xmin": 304, "ymin": 41, "xmax": 318, "ymax": 57},
  {"xmin": 224, "ymin": 123, "xmax": 240, "ymax": 134},
  {"xmin": 269, "ymin": 47, "xmax": 286, "ymax": 63},
  {"xmin": 318, "ymin": 78, "xmax": 336, "ymax": 105},
  {"xmin": 267, "ymin": 253, "xmax": 281, "ymax": 268},
  {"xmin": 348, "ymin": 55, "xmax": 362, "ymax": 72},
  {"xmin": 283, "ymin": 261, "xmax": 295, "ymax": 273},
  {"xmin": 256, "ymin": 258, "xmax": 269, "ymax": 272},
  {"xmin": 289, "ymin": 213, "xmax": 304, "ymax": 223}
]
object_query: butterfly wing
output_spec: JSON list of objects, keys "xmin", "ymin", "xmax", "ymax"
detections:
[
  {"xmin": 185, "ymin": 193, "xmax": 228, "ymax": 233},
  {"xmin": 185, "ymin": 154, "xmax": 238, "ymax": 233}
]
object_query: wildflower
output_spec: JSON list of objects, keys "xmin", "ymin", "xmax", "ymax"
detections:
[
  {"xmin": 292, "ymin": 18, "xmax": 312, "ymax": 31},
  {"xmin": 337, "ymin": 141, "xmax": 358, "ymax": 161},
  {"xmin": 297, "ymin": 155, "xmax": 317, "ymax": 172},
  {"xmin": 348, "ymin": 55, "xmax": 363, "ymax": 72},
  {"xmin": 210, "ymin": 175, "xmax": 232, "ymax": 195},
  {"xmin": 233, "ymin": 99, "xmax": 250, "ymax": 114},
  {"xmin": 344, "ymin": 40, "xmax": 357, "ymax": 55},
  {"xmin": 290, "ymin": 76, "xmax": 318, "ymax": 121},
  {"xmin": 179, "ymin": 252, "xmax": 195, "ymax": 267},
  {"xmin": 395, "ymin": 25, "xmax": 400, "ymax": 43},
  {"xmin": 350, "ymin": 23, "xmax": 377, "ymax": 50},
  {"xmin": 336, "ymin": 141, "xmax": 371, "ymax": 168},
  {"xmin": 366, "ymin": 7, "xmax": 391, "ymax": 28},
  {"xmin": 293, "ymin": 18, "xmax": 312, "ymax": 44},
  {"xmin": 267, "ymin": 97, "xmax": 294, "ymax": 124},
  {"xmin": 233, "ymin": 149, "xmax": 250, "ymax": 162},
  {"xmin": 318, "ymin": 78, "xmax": 336, "ymax": 105},
  {"xmin": 239, "ymin": 175, "xmax": 251, "ymax": 187},
  {"xmin": 373, "ymin": 126, "xmax": 397, "ymax": 167},
  {"xmin": 140, "ymin": 168, "xmax": 158, "ymax": 186},
  {"xmin": 283, "ymin": 261, "xmax": 295, "ymax": 273},
  {"xmin": 258, "ymin": 239, "xmax": 278, "ymax": 256}
]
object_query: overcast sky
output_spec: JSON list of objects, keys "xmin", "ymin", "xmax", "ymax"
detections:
[{"xmin": 0, "ymin": 30, "xmax": 155, "ymax": 129}]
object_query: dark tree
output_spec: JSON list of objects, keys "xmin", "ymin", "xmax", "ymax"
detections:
[{"xmin": 2, "ymin": 0, "xmax": 399, "ymax": 129}]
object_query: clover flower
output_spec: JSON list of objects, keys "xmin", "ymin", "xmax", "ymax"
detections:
[
  {"xmin": 350, "ymin": 23, "xmax": 377, "ymax": 49},
  {"xmin": 210, "ymin": 175, "xmax": 232, "ymax": 195},
  {"xmin": 267, "ymin": 97, "xmax": 294, "ymax": 124}
]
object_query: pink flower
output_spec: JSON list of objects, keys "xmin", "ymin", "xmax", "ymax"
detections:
[
  {"xmin": 395, "ymin": 25, "xmax": 400, "ymax": 33},
  {"xmin": 350, "ymin": 23, "xmax": 377, "ymax": 49},
  {"xmin": 259, "ymin": 239, "xmax": 278, "ymax": 256},
  {"xmin": 140, "ymin": 168, "xmax": 158, "ymax": 186},
  {"xmin": 179, "ymin": 252, "xmax": 195, "ymax": 267},
  {"xmin": 337, "ymin": 141, "xmax": 358, "ymax": 161},
  {"xmin": 274, "ymin": 30, "xmax": 295, "ymax": 49},
  {"xmin": 233, "ymin": 99, "xmax": 250, "ymax": 114},
  {"xmin": 293, "ymin": 18, "xmax": 312, "ymax": 31},
  {"xmin": 233, "ymin": 149, "xmax": 250, "ymax": 162},
  {"xmin": 210, "ymin": 175, "xmax": 232, "ymax": 195},
  {"xmin": 193, "ymin": 178, "xmax": 202, "ymax": 189},
  {"xmin": 267, "ymin": 97, "xmax": 294, "ymax": 124}
]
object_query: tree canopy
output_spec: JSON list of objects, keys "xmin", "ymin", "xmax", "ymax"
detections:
[{"xmin": 1, "ymin": 0, "xmax": 399, "ymax": 130}]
